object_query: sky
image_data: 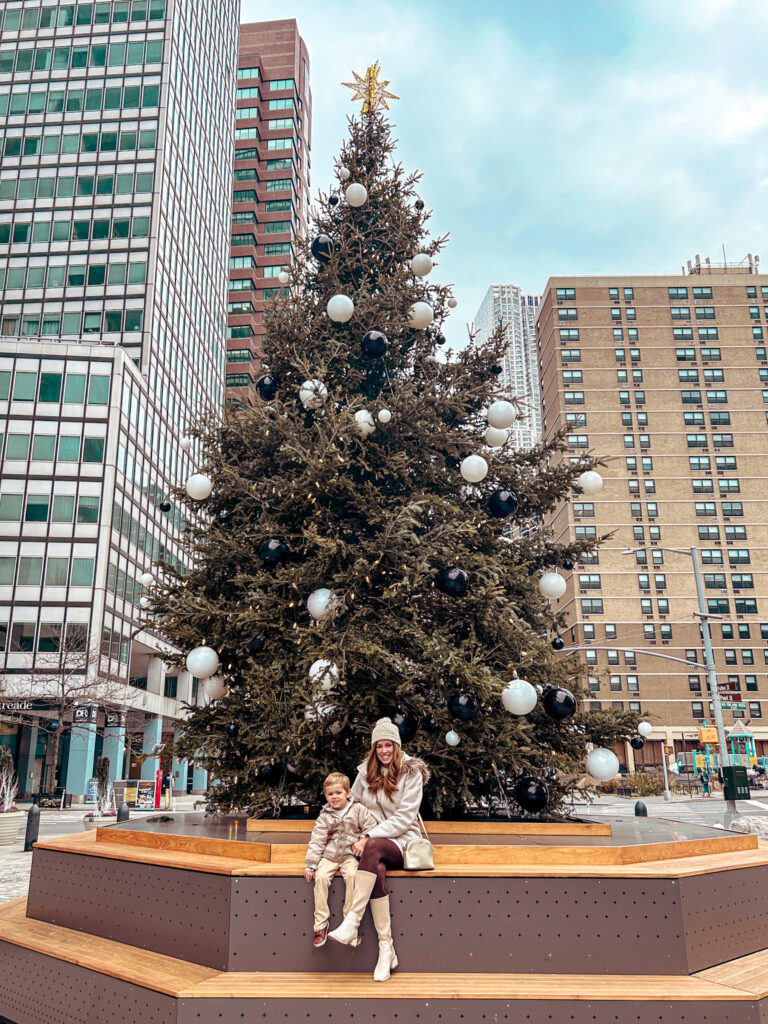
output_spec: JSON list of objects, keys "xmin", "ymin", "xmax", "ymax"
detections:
[{"xmin": 241, "ymin": 0, "xmax": 768, "ymax": 348}]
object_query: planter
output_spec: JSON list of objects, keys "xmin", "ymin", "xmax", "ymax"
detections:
[
  {"xmin": 0, "ymin": 810, "xmax": 24, "ymax": 846},
  {"xmin": 83, "ymin": 815, "xmax": 117, "ymax": 831}
]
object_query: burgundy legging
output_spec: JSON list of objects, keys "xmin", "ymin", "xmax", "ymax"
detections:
[{"xmin": 359, "ymin": 837, "xmax": 403, "ymax": 898}]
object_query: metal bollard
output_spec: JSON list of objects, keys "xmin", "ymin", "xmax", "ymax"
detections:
[
  {"xmin": 116, "ymin": 799, "xmax": 130, "ymax": 823},
  {"xmin": 24, "ymin": 804, "xmax": 40, "ymax": 852},
  {"xmin": 634, "ymin": 799, "xmax": 648, "ymax": 817}
]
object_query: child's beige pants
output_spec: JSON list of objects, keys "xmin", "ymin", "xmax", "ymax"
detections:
[{"xmin": 313, "ymin": 855, "xmax": 358, "ymax": 931}]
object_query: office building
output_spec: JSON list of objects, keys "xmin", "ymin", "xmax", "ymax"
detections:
[
  {"xmin": 473, "ymin": 284, "xmax": 541, "ymax": 448},
  {"xmin": 227, "ymin": 19, "xmax": 312, "ymax": 401},
  {"xmin": 537, "ymin": 258, "xmax": 768, "ymax": 767},
  {"xmin": 0, "ymin": 0, "xmax": 238, "ymax": 797}
]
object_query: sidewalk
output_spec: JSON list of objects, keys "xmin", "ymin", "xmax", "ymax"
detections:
[{"xmin": 0, "ymin": 795, "xmax": 205, "ymax": 904}]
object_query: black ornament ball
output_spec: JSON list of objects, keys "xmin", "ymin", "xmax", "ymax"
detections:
[
  {"xmin": 258, "ymin": 761, "xmax": 283, "ymax": 785},
  {"xmin": 415, "ymin": 199, "xmax": 425, "ymax": 210},
  {"xmin": 310, "ymin": 234, "xmax": 334, "ymax": 264},
  {"xmin": 542, "ymin": 686, "xmax": 577, "ymax": 722},
  {"xmin": 158, "ymin": 499, "xmax": 172, "ymax": 513},
  {"xmin": 436, "ymin": 335, "xmax": 447, "ymax": 346},
  {"xmin": 435, "ymin": 566, "xmax": 469, "ymax": 597},
  {"xmin": 491, "ymin": 365, "xmax": 503, "ymax": 375},
  {"xmin": 258, "ymin": 537, "xmax": 289, "ymax": 565},
  {"xmin": 629, "ymin": 735, "xmax": 646, "ymax": 750},
  {"xmin": 551, "ymin": 636, "xmax": 565, "ymax": 651},
  {"xmin": 562, "ymin": 559, "xmax": 574, "ymax": 571},
  {"xmin": 488, "ymin": 489, "xmax": 519, "ymax": 518},
  {"xmin": 391, "ymin": 709, "xmax": 418, "ymax": 743},
  {"xmin": 448, "ymin": 692, "xmax": 479, "ymax": 722},
  {"xmin": 361, "ymin": 330, "xmax": 389, "ymax": 358},
  {"xmin": 246, "ymin": 634, "xmax": 265, "ymax": 656},
  {"xmin": 224, "ymin": 722, "xmax": 239, "ymax": 738},
  {"xmin": 514, "ymin": 776, "xmax": 549, "ymax": 814},
  {"xmin": 329, "ymin": 195, "xmax": 339, "ymax": 207},
  {"xmin": 256, "ymin": 374, "xmax": 279, "ymax": 401}
]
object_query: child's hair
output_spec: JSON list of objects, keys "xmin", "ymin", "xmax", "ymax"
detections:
[{"xmin": 323, "ymin": 771, "xmax": 351, "ymax": 793}]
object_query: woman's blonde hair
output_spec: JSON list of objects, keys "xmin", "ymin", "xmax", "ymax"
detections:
[{"xmin": 366, "ymin": 743, "xmax": 403, "ymax": 801}]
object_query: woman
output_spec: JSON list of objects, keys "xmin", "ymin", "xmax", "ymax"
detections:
[{"xmin": 328, "ymin": 717, "xmax": 430, "ymax": 982}]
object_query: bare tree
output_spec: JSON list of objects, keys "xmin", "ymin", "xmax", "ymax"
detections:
[{"xmin": 0, "ymin": 623, "xmax": 129, "ymax": 796}]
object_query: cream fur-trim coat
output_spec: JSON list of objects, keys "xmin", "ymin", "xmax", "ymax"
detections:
[{"xmin": 351, "ymin": 753, "xmax": 430, "ymax": 854}]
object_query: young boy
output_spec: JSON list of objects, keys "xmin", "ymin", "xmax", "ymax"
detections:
[{"xmin": 304, "ymin": 772, "xmax": 379, "ymax": 947}]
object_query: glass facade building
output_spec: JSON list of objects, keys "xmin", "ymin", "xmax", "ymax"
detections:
[
  {"xmin": 473, "ymin": 284, "xmax": 542, "ymax": 450},
  {"xmin": 0, "ymin": 0, "xmax": 238, "ymax": 797}
]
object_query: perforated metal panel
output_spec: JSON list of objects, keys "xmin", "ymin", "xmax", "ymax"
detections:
[
  {"xmin": 27, "ymin": 849, "xmax": 231, "ymax": 970},
  {"xmin": 228, "ymin": 875, "xmax": 688, "ymax": 975},
  {"xmin": 0, "ymin": 941, "xmax": 176, "ymax": 1024},
  {"xmin": 681, "ymin": 865, "xmax": 768, "ymax": 972},
  {"xmin": 176, "ymin": 997, "xmax": 764, "ymax": 1024}
]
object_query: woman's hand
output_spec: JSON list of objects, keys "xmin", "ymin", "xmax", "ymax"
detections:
[
  {"xmin": 351, "ymin": 836, "xmax": 369, "ymax": 858},
  {"xmin": 304, "ymin": 869, "xmax": 315, "ymax": 883}
]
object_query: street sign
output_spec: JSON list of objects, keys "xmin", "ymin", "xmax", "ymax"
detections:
[
  {"xmin": 698, "ymin": 727, "xmax": 718, "ymax": 744},
  {"xmin": 720, "ymin": 701, "xmax": 747, "ymax": 710}
]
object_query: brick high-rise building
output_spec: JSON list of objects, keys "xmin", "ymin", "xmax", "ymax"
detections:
[
  {"xmin": 473, "ymin": 284, "xmax": 541, "ymax": 449},
  {"xmin": 227, "ymin": 19, "xmax": 311, "ymax": 402},
  {"xmin": 537, "ymin": 258, "xmax": 768, "ymax": 768}
]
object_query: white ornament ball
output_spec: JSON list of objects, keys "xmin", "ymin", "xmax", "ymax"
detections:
[
  {"xmin": 140, "ymin": 596, "xmax": 151, "ymax": 610},
  {"xmin": 299, "ymin": 379, "xmax": 328, "ymax": 410},
  {"xmin": 408, "ymin": 301, "xmax": 434, "ymax": 329},
  {"xmin": 502, "ymin": 678, "xmax": 538, "ymax": 716},
  {"xmin": 185, "ymin": 473, "xmax": 213, "ymax": 501},
  {"xmin": 186, "ymin": 645, "xmax": 220, "ymax": 680},
  {"xmin": 410, "ymin": 253, "xmax": 433, "ymax": 277},
  {"xmin": 577, "ymin": 470, "xmax": 604, "ymax": 496},
  {"xmin": 484, "ymin": 426, "xmax": 509, "ymax": 448},
  {"xmin": 327, "ymin": 294, "xmax": 355, "ymax": 323},
  {"xmin": 339, "ymin": 166, "xmax": 351, "ymax": 181},
  {"xmin": 354, "ymin": 409, "xmax": 375, "ymax": 438},
  {"xmin": 638, "ymin": 721, "xmax": 654, "ymax": 738},
  {"xmin": 586, "ymin": 747, "xmax": 621, "ymax": 783},
  {"xmin": 309, "ymin": 659, "xmax": 339, "ymax": 692},
  {"xmin": 139, "ymin": 571, "xmax": 154, "ymax": 588},
  {"xmin": 345, "ymin": 183, "xmax": 368, "ymax": 207},
  {"xmin": 539, "ymin": 572, "xmax": 567, "ymax": 600},
  {"xmin": 460, "ymin": 454, "xmax": 488, "ymax": 483},
  {"xmin": 278, "ymin": 270, "xmax": 290, "ymax": 285},
  {"xmin": 180, "ymin": 437, "xmax": 192, "ymax": 452},
  {"xmin": 447, "ymin": 297, "xmax": 458, "ymax": 309},
  {"xmin": 445, "ymin": 730, "xmax": 460, "ymax": 747},
  {"xmin": 204, "ymin": 675, "xmax": 228, "ymax": 700},
  {"xmin": 307, "ymin": 588, "xmax": 338, "ymax": 621},
  {"xmin": 487, "ymin": 400, "xmax": 517, "ymax": 430},
  {"xmin": 377, "ymin": 409, "xmax": 392, "ymax": 424}
]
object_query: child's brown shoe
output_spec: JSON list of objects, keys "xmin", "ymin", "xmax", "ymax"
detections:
[{"xmin": 313, "ymin": 926, "xmax": 328, "ymax": 948}]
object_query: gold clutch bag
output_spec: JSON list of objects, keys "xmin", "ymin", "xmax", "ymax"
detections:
[{"xmin": 403, "ymin": 815, "xmax": 434, "ymax": 870}]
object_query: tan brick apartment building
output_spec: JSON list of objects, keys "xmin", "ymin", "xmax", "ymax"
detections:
[{"xmin": 537, "ymin": 260, "xmax": 768, "ymax": 766}]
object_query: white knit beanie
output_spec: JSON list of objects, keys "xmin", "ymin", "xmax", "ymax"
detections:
[{"xmin": 371, "ymin": 717, "xmax": 401, "ymax": 747}]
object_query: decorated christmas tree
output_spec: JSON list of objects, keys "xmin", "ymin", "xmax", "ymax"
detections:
[{"xmin": 152, "ymin": 69, "xmax": 637, "ymax": 818}]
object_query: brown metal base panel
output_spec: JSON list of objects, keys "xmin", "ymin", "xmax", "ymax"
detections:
[
  {"xmin": 0, "ymin": 940, "xmax": 176, "ymax": 1024},
  {"xmin": 681, "ymin": 867, "xmax": 768, "ymax": 972}
]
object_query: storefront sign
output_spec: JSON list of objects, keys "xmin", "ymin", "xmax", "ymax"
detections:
[
  {"xmin": 0, "ymin": 700, "xmax": 34, "ymax": 712},
  {"xmin": 73, "ymin": 706, "xmax": 98, "ymax": 724},
  {"xmin": 135, "ymin": 779, "xmax": 156, "ymax": 810}
]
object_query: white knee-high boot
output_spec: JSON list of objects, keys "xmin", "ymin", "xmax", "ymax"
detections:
[
  {"xmin": 328, "ymin": 870, "xmax": 376, "ymax": 946},
  {"xmin": 370, "ymin": 896, "xmax": 398, "ymax": 982}
]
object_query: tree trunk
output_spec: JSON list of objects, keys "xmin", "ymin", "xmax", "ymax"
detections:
[{"xmin": 45, "ymin": 726, "xmax": 62, "ymax": 796}]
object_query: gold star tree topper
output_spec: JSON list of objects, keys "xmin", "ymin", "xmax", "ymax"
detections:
[{"xmin": 342, "ymin": 62, "xmax": 399, "ymax": 113}]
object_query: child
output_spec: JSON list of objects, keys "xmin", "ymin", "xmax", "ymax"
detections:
[{"xmin": 304, "ymin": 771, "xmax": 379, "ymax": 947}]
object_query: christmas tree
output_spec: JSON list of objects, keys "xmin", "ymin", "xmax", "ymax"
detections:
[{"xmin": 152, "ymin": 79, "xmax": 636, "ymax": 818}]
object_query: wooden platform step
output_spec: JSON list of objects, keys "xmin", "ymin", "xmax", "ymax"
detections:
[
  {"xmin": 247, "ymin": 817, "xmax": 613, "ymax": 835},
  {"xmin": 0, "ymin": 896, "xmax": 764, "ymax": 1002},
  {"xmin": 29, "ymin": 827, "xmax": 763, "ymax": 879}
]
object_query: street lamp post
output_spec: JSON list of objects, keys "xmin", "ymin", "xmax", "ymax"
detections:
[{"xmin": 622, "ymin": 545, "xmax": 738, "ymax": 819}]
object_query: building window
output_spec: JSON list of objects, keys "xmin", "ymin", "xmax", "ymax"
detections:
[
  {"xmin": 691, "ymin": 702, "xmax": 705, "ymax": 720},
  {"xmin": 581, "ymin": 598, "xmax": 603, "ymax": 614}
]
